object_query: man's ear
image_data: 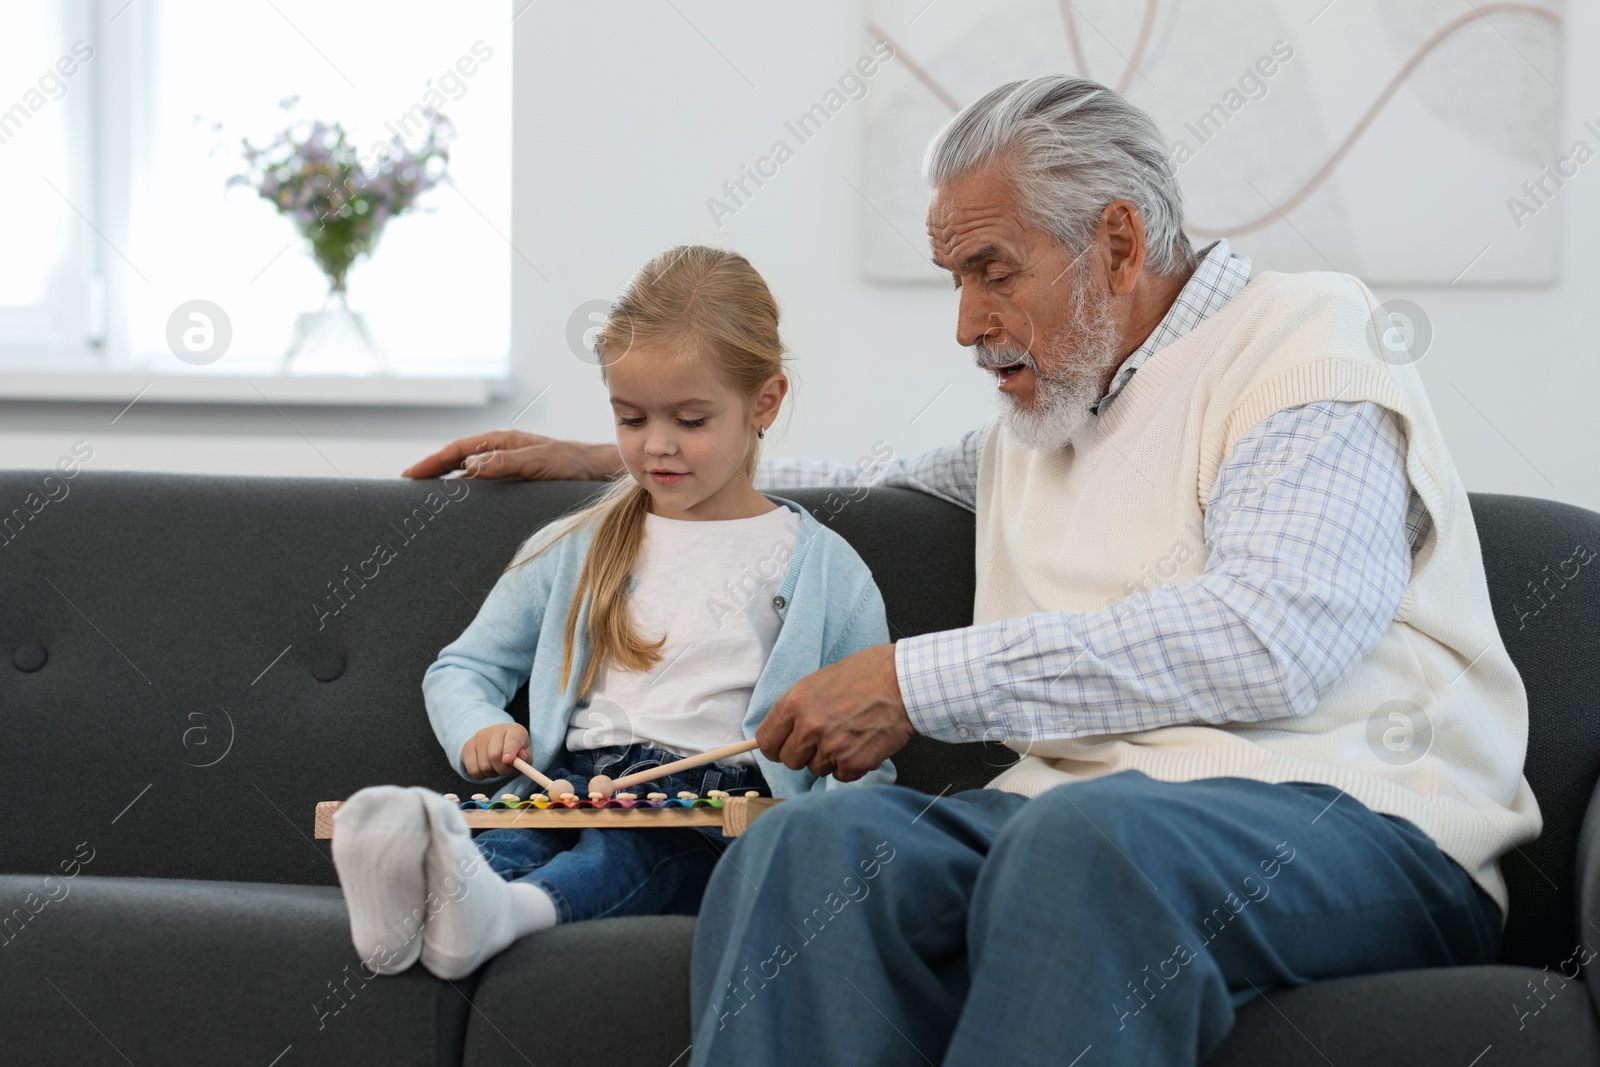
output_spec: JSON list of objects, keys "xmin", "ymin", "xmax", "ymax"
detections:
[{"xmin": 1099, "ymin": 199, "xmax": 1148, "ymax": 296}]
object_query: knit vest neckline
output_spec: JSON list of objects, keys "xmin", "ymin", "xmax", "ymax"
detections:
[{"xmin": 1088, "ymin": 274, "xmax": 1279, "ymax": 451}]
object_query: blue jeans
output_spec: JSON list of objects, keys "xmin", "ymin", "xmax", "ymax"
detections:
[
  {"xmin": 688, "ymin": 772, "xmax": 1501, "ymax": 1066},
  {"xmin": 472, "ymin": 742, "xmax": 770, "ymax": 924}
]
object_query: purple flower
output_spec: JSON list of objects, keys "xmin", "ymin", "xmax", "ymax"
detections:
[{"xmin": 226, "ymin": 110, "xmax": 456, "ymax": 290}]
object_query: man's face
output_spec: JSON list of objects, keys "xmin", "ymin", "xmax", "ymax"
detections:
[{"xmin": 928, "ymin": 163, "xmax": 1129, "ymax": 449}]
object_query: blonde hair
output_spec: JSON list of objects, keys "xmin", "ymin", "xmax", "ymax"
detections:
[{"xmin": 508, "ymin": 245, "xmax": 787, "ymax": 698}]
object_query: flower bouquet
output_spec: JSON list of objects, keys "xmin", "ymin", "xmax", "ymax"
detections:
[{"xmin": 228, "ymin": 105, "xmax": 453, "ymax": 375}]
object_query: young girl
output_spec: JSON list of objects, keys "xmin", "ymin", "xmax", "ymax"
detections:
[{"xmin": 332, "ymin": 245, "xmax": 895, "ymax": 981}]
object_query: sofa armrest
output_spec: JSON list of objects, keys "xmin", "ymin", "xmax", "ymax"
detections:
[{"xmin": 1580, "ymin": 775, "xmax": 1600, "ymax": 1021}]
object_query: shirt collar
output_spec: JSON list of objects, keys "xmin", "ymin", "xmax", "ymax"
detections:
[{"xmin": 1089, "ymin": 239, "xmax": 1253, "ymax": 416}]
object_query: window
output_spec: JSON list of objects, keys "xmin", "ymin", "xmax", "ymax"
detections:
[{"xmin": 2, "ymin": 0, "xmax": 511, "ymax": 386}]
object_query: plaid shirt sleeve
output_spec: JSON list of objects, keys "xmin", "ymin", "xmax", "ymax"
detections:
[
  {"xmin": 892, "ymin": 400, "xmax": 1419, "ymax": 744},
  {"xmin": 755, "ymin": 424, "xmax": 987, "ymax": 513}
]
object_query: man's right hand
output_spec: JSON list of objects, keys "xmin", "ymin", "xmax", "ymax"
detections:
[{"xmin": 401, "ymin": 429, "xmax": 623, "ymax": 481}]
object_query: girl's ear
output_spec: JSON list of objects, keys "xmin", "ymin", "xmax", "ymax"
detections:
[{"xmin": 751, "ymin": 373, "xmax": 788, "ymax": 427}]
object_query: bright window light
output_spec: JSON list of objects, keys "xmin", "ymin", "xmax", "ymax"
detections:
[
  {"xmin": 0, "ymin": 5, "xmax": 75, "ymax": 309},
  {"xmin": 124, "ymin": 0, "xmax": 511, "ymax": 377}
]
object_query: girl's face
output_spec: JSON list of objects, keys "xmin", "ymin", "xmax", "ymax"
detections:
[{"xmin": 605, "ymin": 346, "xmax": 785, "ymax": 521}]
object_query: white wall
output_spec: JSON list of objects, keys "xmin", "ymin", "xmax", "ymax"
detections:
[{"xmin": 3, "ymin": 0, "xmax": 1596, "ymax": 516}]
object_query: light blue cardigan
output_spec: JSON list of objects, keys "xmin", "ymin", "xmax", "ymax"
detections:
[{"xmin": 422, "ymin": 495, "xmax": 896, "ymax": 800}]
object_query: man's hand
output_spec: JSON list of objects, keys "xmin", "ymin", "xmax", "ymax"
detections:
[
  {"xmin": 401, "ymin": 429, "xmax": 623, "ymax": 481},
  {"xmin": 462, "ymin": 722, "xmax": 532, "ymax": 781},
  {"xmin": 757, "ymin": 644, "xmax": 915, "ymax": 782}
]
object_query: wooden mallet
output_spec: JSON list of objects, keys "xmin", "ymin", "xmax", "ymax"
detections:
[
  {"xmin": 509, "ymin": 755, "xmax": 576, "ymax": 802},
  {"xmin": 586, "ymin": 738, "xmax": 762, "ymax": 800}
]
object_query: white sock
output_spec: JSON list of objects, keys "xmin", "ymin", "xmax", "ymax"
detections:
[
  {"xmin": 509, "ymin": 881, "xmax": 559, "ymax": 937},
  {"xmin": 416, "ymin": 787, "xmax": 519, "ymax": 980},
  {"xmin": 331, "ymin": 785, "xmax": 430, "ymax": 975}
]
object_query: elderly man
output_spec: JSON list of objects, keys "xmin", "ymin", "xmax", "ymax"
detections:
[{"xmin": 406, "ymin": 77, "xmax": 1538, "ymax": 1065}]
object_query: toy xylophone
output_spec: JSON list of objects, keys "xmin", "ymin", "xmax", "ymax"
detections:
[
  {"xmin": 314, "ymin": 789, "xmax": 783, "ymax": 839},
  {"xmin": 316, "ymin": 737, "xmax": 785, "ymax": 839}
]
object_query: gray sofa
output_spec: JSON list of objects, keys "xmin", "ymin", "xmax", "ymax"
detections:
[{"xmin": 2, "ymin": 471, "xmax": 1597, "ymax": 1065}]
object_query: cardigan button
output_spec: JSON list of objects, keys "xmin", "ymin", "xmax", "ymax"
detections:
[
  {"xmin": 13, "ymin": 643, "xmax": 47, "ymax": 672},
  {"xmin": 772, "ymin": 595, "xmax": 786, "ymax": 610}
]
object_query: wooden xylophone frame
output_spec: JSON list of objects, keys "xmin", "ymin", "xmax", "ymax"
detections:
[{"xmin": 314, "ymin": 794, "xmax": 784, "ymax": 839}]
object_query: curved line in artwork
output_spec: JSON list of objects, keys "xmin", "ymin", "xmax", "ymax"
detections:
[
  {"xmin": 1058, "ymin": 0, "xmax": 1093, "ymax": 80},
  {"xmin": 1114, "ymin": 0, "xmax": 1160, "ymax": 94},
  {"xmin": 1060, "ymin": 0, "xmax": 1162, "ymax": 92},
  {"xmin": 1186, "ymin": 3, "xmax": 1560, "ymax": 238},
  {"xmin": 864, "ymin": 3, "xmax": 1559, "ymax": 247},
  {"xmin": 866, "ymin": 20, "xmax": 961, "ymax": 113},
  {"xmin": 873, "ymin": 0, "xmax": 1161, "ymax": 116},
  {"xmin": 1143, "ymin": 0, "xmax": 1186, "ymax": 75}
]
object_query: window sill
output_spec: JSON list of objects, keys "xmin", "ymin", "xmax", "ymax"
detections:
[{"xmin": 0, "ymin": 371, "xmax": 512, "ymax": 407}]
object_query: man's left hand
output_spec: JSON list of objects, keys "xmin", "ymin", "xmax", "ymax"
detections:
[{"xmin": 757, "ymin": 644, "xmax": 915, "ymax": 782}]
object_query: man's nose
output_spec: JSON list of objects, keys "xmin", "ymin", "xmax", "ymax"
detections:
[{"xmin": 958, "ymin": 291, "xmax": 1005, "ymax": 349}]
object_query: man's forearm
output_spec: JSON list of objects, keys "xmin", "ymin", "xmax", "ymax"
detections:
[
  {"xmin": 892, "ymin": 564, "xmax": 1397, "ymax": 745},
  {"xmin": 756, "ymin": 428, "xmax": 985, "ymax": 512}
]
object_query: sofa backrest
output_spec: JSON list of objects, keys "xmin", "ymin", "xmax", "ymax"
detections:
[
  {"xmin": 0, "ymin": 475, "xmax": 994, "ymax": 890},
  {"xmin": 2, "ymin": 473, "xmax": 1594, "ymax": 969}
]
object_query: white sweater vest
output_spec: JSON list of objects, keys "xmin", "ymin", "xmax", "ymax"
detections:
[{"xmin": 976, "ymin": 270, "xmax": 1541, "ymax": 913}]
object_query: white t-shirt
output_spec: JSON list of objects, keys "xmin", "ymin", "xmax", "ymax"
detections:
[{"xmin": 566, "ymin": 505, "xmax": 801, "ymax": 764}]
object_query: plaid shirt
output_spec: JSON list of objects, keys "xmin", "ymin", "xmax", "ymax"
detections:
[{"xmin": 757, "ymin": 241, "xmax": 1434, "ymax": 741}]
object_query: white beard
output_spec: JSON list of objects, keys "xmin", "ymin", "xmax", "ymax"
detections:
[{"xmin": 974, "ymin": 266, "xmax": 1125, "ymax": 453}]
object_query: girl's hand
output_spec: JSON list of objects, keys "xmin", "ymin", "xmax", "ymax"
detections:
[{"xmin": 462, "ymin": 722, "xmax": 532, "ymax": 780}]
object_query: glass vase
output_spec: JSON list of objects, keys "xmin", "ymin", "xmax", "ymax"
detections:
[{"xmin": 282, "ymin": 288, "xmax": 388, "ymax": 377}]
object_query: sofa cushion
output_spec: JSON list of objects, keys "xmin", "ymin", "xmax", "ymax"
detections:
[
  {"xmin": 462, "ymin": 917, "xmax": 1600, "ymax": 1067},
  {"xmin": 1206, "ymin": 964, "xmax": 1600, "ymax": 1065},
  {"xmin": 462, "ymin": 915, "xmax": 697, "ymax": 1067},
  {"xmin": 0, "ymin": 874, "xmax": 470, "ymax": 1067}
]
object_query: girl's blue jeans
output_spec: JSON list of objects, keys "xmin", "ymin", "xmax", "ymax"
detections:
[{"xmin": 471, "ymin": 742, "xmax": 770, "ymax": 924}]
